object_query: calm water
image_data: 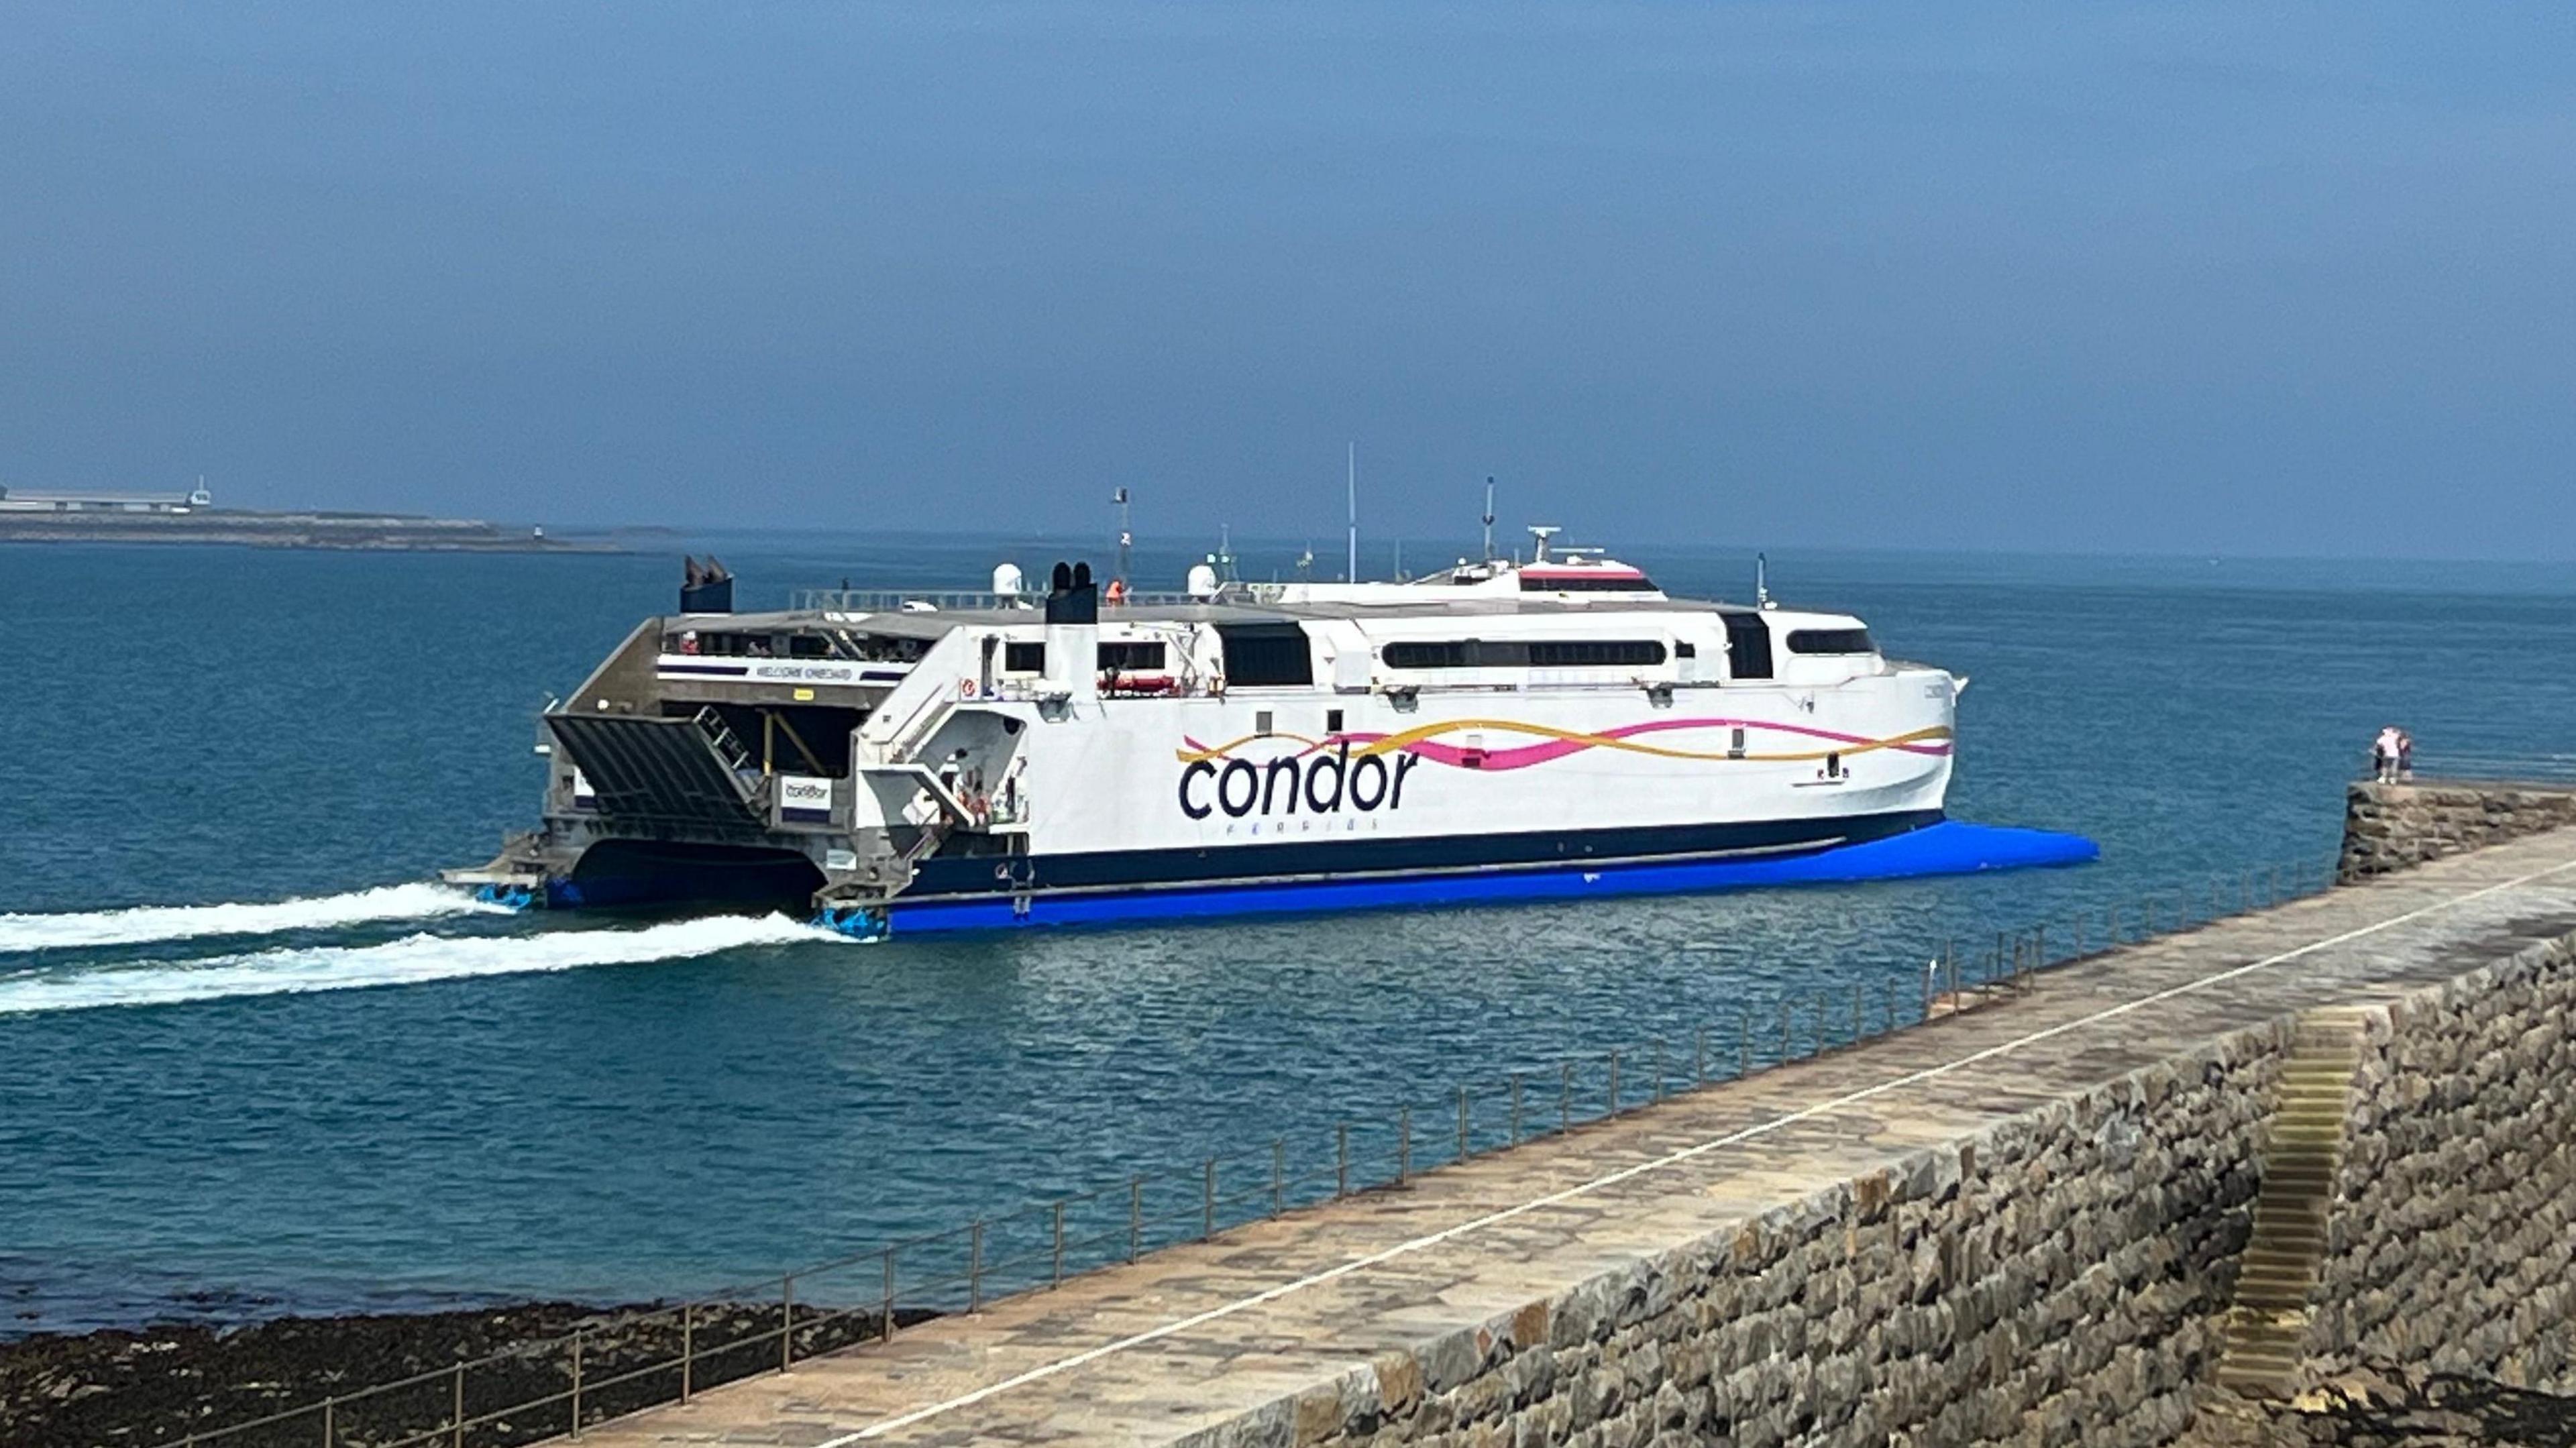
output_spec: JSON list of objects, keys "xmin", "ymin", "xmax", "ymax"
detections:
[{"xmin": 3, "ymin": 537, "xmax": 2571, "ymax": 1334}]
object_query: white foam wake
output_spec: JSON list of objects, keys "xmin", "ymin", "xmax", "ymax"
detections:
[
  {"xmin": 0, "ymin": 913, "xmax": 844, "ymax": 1015},
  {"xmin": 0, "ymin": 883, "xmax": 510, "ymax": 953}
]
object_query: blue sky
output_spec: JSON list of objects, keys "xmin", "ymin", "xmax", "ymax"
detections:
[{"xmin": 3, "ymin": 3, "xmax": 2570, "ymax": 557}]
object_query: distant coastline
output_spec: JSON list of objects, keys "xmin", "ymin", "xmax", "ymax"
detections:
[{"xmin": 0, "ymin": 506, "xmax": 621, "ymax": 553}]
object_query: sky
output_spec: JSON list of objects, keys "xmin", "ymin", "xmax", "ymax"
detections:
[{"xmin": 3, "ymin": 3, "xmax": 2571, "ymax": 559}]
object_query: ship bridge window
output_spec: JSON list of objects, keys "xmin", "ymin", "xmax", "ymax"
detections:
[
  {"xmin": 1097, "ymin": 641, "xmax": 1167, "ymax": 673},
  {"xmin": 1519, "ymin": 573, "xmax": 1657, "ymax": 592},
  {"xmin": 1383, "ymin": 639, "xmax": 1667, "ymax": 669},
  {"xmin": 1004, "ymin": 642, "xmax": 1046, "ymax": 673},
  {"xmin": 1786, "ymin": 628, "xmax": 1877, "ymax": 656},
  {"xmin": 1217, "ymin": 624, "xmax": 1313, "ymax": 687},
  {"xmin": 787, "ymin": 634, "xmax": 831, "ymax": 659}
]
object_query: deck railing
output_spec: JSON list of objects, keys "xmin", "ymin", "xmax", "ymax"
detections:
[{"xmin": 168, "ymin": 852, "xmax": 2345, "ymax": 1448}]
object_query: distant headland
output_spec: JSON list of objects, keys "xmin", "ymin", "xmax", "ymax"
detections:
[{"xmin": 0, "ymin": 482, "xmax": 619, "ymax": 552}]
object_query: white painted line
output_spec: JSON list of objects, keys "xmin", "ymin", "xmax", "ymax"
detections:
[{"xmin": 828, "ymin": 856, "xmax": 2576, "ymax": 1443}]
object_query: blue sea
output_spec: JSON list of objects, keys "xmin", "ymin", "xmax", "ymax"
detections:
[{"xmin": 3, "ymin": 536, "xmax": 2571, "ymax": 1335}]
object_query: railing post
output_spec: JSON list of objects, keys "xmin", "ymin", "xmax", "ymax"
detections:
[
  {"xmin": 967, "ymin": 1223, "xmax": 983, "ymax": 1311},
  {"xmin": 322, "ymin": 1396, "xmax": 335, "ymax": 1448},
  {"xmin": 1336, "ymin": 1124, "xmax": 1350, "ymax": 1197},
  {"xmin": 1272, "ymin": 1139, "xmax": 1285, "ymax": 1216},
  {"xmin": 570, "ymin": 1328, "xmax": 584, "ymax": 1435},
  {"xmin": 1128, "ymin": 1176, "xmax": 1143, "ymax": 1262},
  {"xmin": 1202, "ymin": 1159, "xmax": 1216, "ymax": 1239},
  {"xmin": 454, "ymin": 1360, "xmax": 468, "ymax": 1448},
  {"xmin": 1456, "ymin": 1086, "xmax": 1470, "ymax": 1163},
  {"xmin": 1509, "ymin": 1073, "xmax": 1523, "ymax": 1144},
  {"xmin": 1607, "ymin": 1048, "xmax": 1621, "ymax": 1114},
  {"xmin": 780, "ymin": 1275, "xmax": 796, "ymax": 1368},
  {"xmin": 1397, "ymin": 1108, "xmax": 1411, "ymax": 1183},
  {"xmin": 1052, "ymin": 1199, "xmax": 1067, "ymax": 1287},
  {"xmin": 680, "ymin": 1303, "xmax": 694, "ymax": 1401},
  {"xmin": 881, "ymin": 1247, "xmax": 898, "ymax": 1341}
]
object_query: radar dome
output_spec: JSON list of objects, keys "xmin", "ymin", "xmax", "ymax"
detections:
[{"xmin": 991, "ymin": 562, "xmax": 1026, "ymax": 597}]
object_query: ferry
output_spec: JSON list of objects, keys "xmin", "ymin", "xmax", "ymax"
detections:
[{"xmin": 447, "ymin": 532, "xmax": 2092, "ymax": 936}]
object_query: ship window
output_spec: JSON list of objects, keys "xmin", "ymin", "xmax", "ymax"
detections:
[
  {"xmin": 1528, "ymin": 640, "xmax": 1666, "ymax": 667},
  {"xmin": 1674, "ymin": 641, "xmax": 1696, "ymax": 658},
  {"xmin": 1256, "ymin": 710, "xmax": 1274, "ymax": 736},
  {"xmin": 1384, "ymin": 639, "xmax": 1664, "ymax": 669},
  {"xmin": 1786, "ymin": 628, "xmax": 1876, "ymax": 656},
  {"xmin": 1217, "ymin": 624, "xmax": 1313, "ymax": 687},
  {"xmin": 1721, "ymin": 614, "xmax": 1774, "ymax": 680},
  {"xmin": 1326, "ymin": 708, "xmax": 1344, "ymax": 733},
  {"xmin": 1519, "ymin": 573, "xmax": 1657, "ymax": 592},
  {"xmin": 1004, "ymin": 642, "xmax": 1046, "ymax": 673},
  {"xmin": 1384, "ymin": 641, "xmax": 1471, "ymax": 669},
  {"xmin": 788, "ymin": 634, "xmax": 831, "ymax": 659},
  {"xmin": 1097, "ymin": 641, "xmax": 1167, "ymax": 673}
]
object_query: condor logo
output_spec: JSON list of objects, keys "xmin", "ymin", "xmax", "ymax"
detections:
[
  {"xmin": 779, "ymin": 775, "xmax": 835, "ymax": 824},
  {"xmin": 1179, "ymin": 742, "xmax": 1421, "ymax": 820}
]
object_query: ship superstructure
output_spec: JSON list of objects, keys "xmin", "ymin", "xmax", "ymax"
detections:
[{"xmin": 450, "ymin": 535, "xmax": 1974, "ymax": 934}]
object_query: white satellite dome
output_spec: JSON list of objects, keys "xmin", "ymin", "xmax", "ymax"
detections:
[
  {"xmin": 1185, "ymin": 560, "xmax": 1220, "ymax": 600},
  {"xmin": 991, "ymin": 561, "xmax": 1026, "ymax": 598}
]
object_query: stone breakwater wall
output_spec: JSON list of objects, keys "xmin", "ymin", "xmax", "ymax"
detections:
[
  {"xmin": 2308, "ymin": 935, "xmax": 2576, "ymax": 1391},
  {"xmin": 1253, "ymin": 935, "xmax": 2576, "ymax": 1448},
  {"xmin": 2339, "ymin": 781, "xmax": 2576, "ymax": 882}
]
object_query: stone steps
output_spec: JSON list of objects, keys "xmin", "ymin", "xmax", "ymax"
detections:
[{"xmin": 2215, "ymin": 1007, "xmax": 2373, "ymax": 1398}]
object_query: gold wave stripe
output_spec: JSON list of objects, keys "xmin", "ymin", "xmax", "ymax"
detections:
[{"xmin": 1173, "ymin": 720, "xmax": 1955, "ymax": 766}]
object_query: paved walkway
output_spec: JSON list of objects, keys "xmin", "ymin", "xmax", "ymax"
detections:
[{"xmin": 574, "ymin": 828, "xmax": 2576, "ymax": 1447}]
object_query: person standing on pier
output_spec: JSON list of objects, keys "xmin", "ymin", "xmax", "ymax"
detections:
[{"xmin": 2373, "ymin": 725, "xmax": 2406, "ymax": 783}]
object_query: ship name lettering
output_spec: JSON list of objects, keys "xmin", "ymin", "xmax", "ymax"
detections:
[{"xmin": 1179, "ymin": 744, "xmax": 1419, "ymax": 820}]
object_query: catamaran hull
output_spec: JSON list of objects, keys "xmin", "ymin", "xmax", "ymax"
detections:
[{"xmin": 525, "ymin": 810, "xmax": 2095, "ymax": 934}]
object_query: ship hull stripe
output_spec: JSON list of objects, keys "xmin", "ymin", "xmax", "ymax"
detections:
[{"xmin": 881, "ymin": 817, "xmax": 2094, "ymax": 933}]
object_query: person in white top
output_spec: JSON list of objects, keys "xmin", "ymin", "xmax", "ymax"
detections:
[{"xmin": 2373, "ymin": 725, "xmax": 2406, "ymax": 783}]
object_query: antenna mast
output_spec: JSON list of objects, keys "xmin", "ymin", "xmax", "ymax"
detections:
[
  {"xmin": 1113, "ymin": 487, "xmax": 1131, "ymax": 594},
  {"xmin": 1481, "ymin": 475, "xmax": 1495, "ymax": 562},
  {"xmin": 1346, "ymin": 443, "xmax": 1358, "ymax": 583}
]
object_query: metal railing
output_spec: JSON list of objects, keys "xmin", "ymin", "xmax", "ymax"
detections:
[
  {"xmin": 790, "ymin": 585, "xmax": 1291, "ymax": 614},
  {"xmin": 2383, "ymin": 752, "xmax": 2576, "ymax": 785},
  {"xmin": 170, "ymin": 852, "xmax": 2343, "ymax": 1448}
]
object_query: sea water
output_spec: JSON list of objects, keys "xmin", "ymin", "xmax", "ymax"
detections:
[{"xmin": 2, "ymin": 537, "xmax": 2571, "ymax": 1334}]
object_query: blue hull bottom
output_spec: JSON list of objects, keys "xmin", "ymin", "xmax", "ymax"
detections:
[{"xmin": 877, "ymin": 820, "xmax": 2098, "ymax": 936}]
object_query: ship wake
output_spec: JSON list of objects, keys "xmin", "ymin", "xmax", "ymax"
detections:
[
  {"xmin": 0, "ymin": 883, "xmax": 513, "ymax": 953},
  {"xmin": 0, "ymin": 913, "xmax": 847, "ymax": 1015}
]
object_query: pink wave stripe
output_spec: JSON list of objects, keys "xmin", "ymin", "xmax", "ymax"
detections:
[{"xmin": 1185, "ymin": 718, "xmax": 1951, "ymax": 771}]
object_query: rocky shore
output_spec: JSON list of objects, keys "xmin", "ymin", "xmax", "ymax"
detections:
[{"xmin": 1, "ymin": 1298, "xmax": 928, "ymax": 1447}]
